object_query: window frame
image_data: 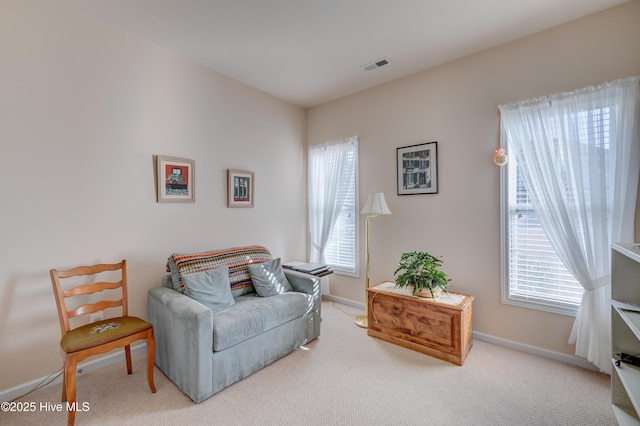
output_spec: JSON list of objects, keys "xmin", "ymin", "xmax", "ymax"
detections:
[{"xmin": 308, "ymin": 138, "xmax": 359, "ymax": 277}]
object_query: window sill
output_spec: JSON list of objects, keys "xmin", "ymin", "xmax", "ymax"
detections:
[
  {"xmin": 330, "ymin": 268, "xmax": 359, "ymax": 278},
  {"xmin": 501, "ymin": 295, "xmax": 578, "ymax": 317}
]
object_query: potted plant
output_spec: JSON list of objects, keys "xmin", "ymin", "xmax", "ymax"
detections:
[{"xmin": 393, "ymin": 251, "xmax": 450, "ymax": 298}]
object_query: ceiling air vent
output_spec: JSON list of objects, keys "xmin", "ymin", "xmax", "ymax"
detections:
[{"xmin": 362, "ymin": 57, "xmax": 390, "ymax": 72}]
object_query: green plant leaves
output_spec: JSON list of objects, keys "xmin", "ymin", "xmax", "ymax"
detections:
[{"xmin": 393, "ymin": 251, "xmax": 450, "ymax": 296}]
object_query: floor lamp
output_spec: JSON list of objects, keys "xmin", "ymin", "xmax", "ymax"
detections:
[{"xmin": 355, "ymin": 190, "xmax": 392, "ymax": 328}]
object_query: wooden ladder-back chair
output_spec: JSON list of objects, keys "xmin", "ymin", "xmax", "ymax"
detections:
[{"xmin": 50, "ymin": 260, "xmax": 156, "ymax": 425}]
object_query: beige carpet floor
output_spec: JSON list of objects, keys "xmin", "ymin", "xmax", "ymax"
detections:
[{"xmin": 3, "ymin": 301, "xmax": 615, "ymax": 425}]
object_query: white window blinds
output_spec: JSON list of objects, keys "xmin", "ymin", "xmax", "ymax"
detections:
[{"xmin": 506, "ymin": 154, "xmax": 583, "ymax": 313}]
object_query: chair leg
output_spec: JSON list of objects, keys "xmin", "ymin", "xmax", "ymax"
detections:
[
  {"xmin": 61, "ymin": 362, "xmax": 67, "ymax": 402},
  {"xmin": 65, "ymin": 354, "xmax": 77, "ymax": 426},
  {"xmin": 125, "ymin": 345, "xmax": 133, "ymax": 375},
  {"xmin": 147, "ymin": 329, "xmax": 156, "ymax": 393}
]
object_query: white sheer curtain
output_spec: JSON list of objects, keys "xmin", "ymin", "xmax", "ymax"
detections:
[
  {"xmin": 308, "ymin": 136, "xmax": 358, "ymax": 263},
  {"xmin": 499, "ymin": 77, "xmax": 640, "ymax": 373}
]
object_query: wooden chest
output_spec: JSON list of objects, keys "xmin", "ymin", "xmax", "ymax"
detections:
[{"xmin": 366, "ymin": 282, "xmax": 474, "ymax": 365}]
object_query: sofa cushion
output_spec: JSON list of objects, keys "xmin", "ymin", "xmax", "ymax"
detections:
[
  {"xmin": 211, "ymin": 292, "xmax": 313, "ymax": 351},
  {"xmin": 181, "ymin": 267, "xmax": 235, "ymax": 313},
  {"xmin": 247, "ymin": 258, "xmax": 293, "ymax": 297},
  {"xmin": 167, "ymin": 245, "xmax": 273, "ymax": 296}
]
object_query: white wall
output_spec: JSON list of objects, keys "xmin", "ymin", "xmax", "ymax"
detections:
[
  {"xmin": 0, "ymin": 0, "xmax": 306, "ymax": 391},
  {"xmin": 307, "ymin": 1, "xmax": 640, "ymax": 360}
]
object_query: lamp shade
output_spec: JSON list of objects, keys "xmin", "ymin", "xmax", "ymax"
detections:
[{"xmin": 361, "ymin": 191, "xmax": 392, "ymax": 215}]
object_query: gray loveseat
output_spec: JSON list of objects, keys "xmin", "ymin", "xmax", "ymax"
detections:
[{"xmin": 147, "ymin": 245, "xmax": 321, "ymax": 402}]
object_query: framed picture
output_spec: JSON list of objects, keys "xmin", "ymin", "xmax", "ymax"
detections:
[
  {"xmin": 397, "ymin": 141, "xmax": 439, "ymax": 195},
  {"xmin": 156, "ymin": 155, "xmax": 195, "ymax": 203},
  {"xmin": 227, "ymin": 169, "xmax": 254, "ymax": 208}
]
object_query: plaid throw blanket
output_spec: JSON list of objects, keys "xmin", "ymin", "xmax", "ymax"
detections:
[{"xmin": 167, "ymin": 245, "xmax": 272, "ymax": 294}]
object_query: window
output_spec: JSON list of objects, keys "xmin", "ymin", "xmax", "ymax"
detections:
[
  {"xmin": 308, "ymin": 137, "xmax": 358, "ymax": 275},
  {"xmin": 501, "ymin": 77, "xmax": 639, "ymax": 373},
  {"xmin": 501, "ymin": 105, "xmax": 616, "ymax": 316},
  {"xmin": 502, "ymin": 153, "xmax": 584, "ymax": 315}
]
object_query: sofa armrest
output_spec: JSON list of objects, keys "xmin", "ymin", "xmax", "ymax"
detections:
[
  {"xmin": 284, "ymin": 269, "xmax": 322, "ymax": 341},
  {"xmin": 284, "ymin": 269, "xmax": 320, "ymax": 296},
  {"xmin": 148, "ymin": 286, "xmax": 214, "ymax": 402}
]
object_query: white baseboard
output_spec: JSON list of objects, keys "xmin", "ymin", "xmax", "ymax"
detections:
[
  {"xmin": 323, "ymin": 294, "xmax": 364, "ymax": 310},
  {"xmin": 0, "ymin": 342, "xmax": 148, "ymax": 403},
  {"xmin": 322, "ymin": 296, "xmax": 600, "ymax": 373},
  {"xmin": 472, "ymin": 331, "xmax": 600, "ymax": 372}
]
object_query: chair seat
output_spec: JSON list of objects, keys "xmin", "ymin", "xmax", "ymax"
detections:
[
  {"xmin": 61, "ymin": 316, "xmax": 152, "ymax": 353},
  {"xmin": 51, "ymin": 260, "xmax": 156, "ymax": 425}
]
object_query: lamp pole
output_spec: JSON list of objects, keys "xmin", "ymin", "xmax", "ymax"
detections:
[
  {"xmin": 355, "ymin": 213, "xmax": 373, "ymax": 328},
  {"xmin": 355, "ymin": 190, "xmax": 391, "ymax": 328}
]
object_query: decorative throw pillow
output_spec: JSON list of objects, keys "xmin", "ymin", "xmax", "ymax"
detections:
[
  {"xmin": 180, "ymin": 266, "xmax": 235, "ymax": 313},
  {"xmin": 247, "ymin": 258, "xmax": 293, "ymax": 297}
]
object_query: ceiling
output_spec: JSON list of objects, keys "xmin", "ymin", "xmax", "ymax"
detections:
[{"xmin": 50, "ymin": 0, "xmax": 628, "ymax": 108}]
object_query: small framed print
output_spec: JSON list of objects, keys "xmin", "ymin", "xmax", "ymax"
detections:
[
  {"xmin": 397, "ymin": 141, "xmax": 439, "ymax": 195},
  {"xmin": 227, "ymin": 169, "xmax": 254, "ymax": 208},
  {"xmin": 156, "ymin": 155, "xmax": 195, "ymax": 203}
]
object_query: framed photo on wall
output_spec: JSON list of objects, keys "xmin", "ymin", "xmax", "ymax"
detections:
[
  {"xmin": 397, "ymin": 141, "xmax": 438, "ymax": 195},
  {"xmin": 156, "ymin": 155, "xmax": 195, "ymax": 203},
  {"xmin": 227, "ymin": 169, "xmax": 254, "ymax": 208}
]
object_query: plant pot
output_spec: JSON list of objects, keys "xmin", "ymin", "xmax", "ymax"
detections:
[{"xmin": 415, "ymin": 286, "xmax": 443, "ymax": 298}]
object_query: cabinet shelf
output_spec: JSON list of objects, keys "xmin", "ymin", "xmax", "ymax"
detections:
[
  {"xmin": 612, "ymin": 242, "xmax": 640, "ymax": 423},
  {"xmin": 613, "ymin": 243, "xmax": 640, "ymax": 263},
  {"xmin": 614, "ymin": 360, "xmax": 640, "ymax": 419},
  {"xmin": 613, "ymin": 404, "xmax": 640, "ymax": 426},
  {"xmin": 613, "ymin": 303, "xmax": 640, "ymax": 341}
]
